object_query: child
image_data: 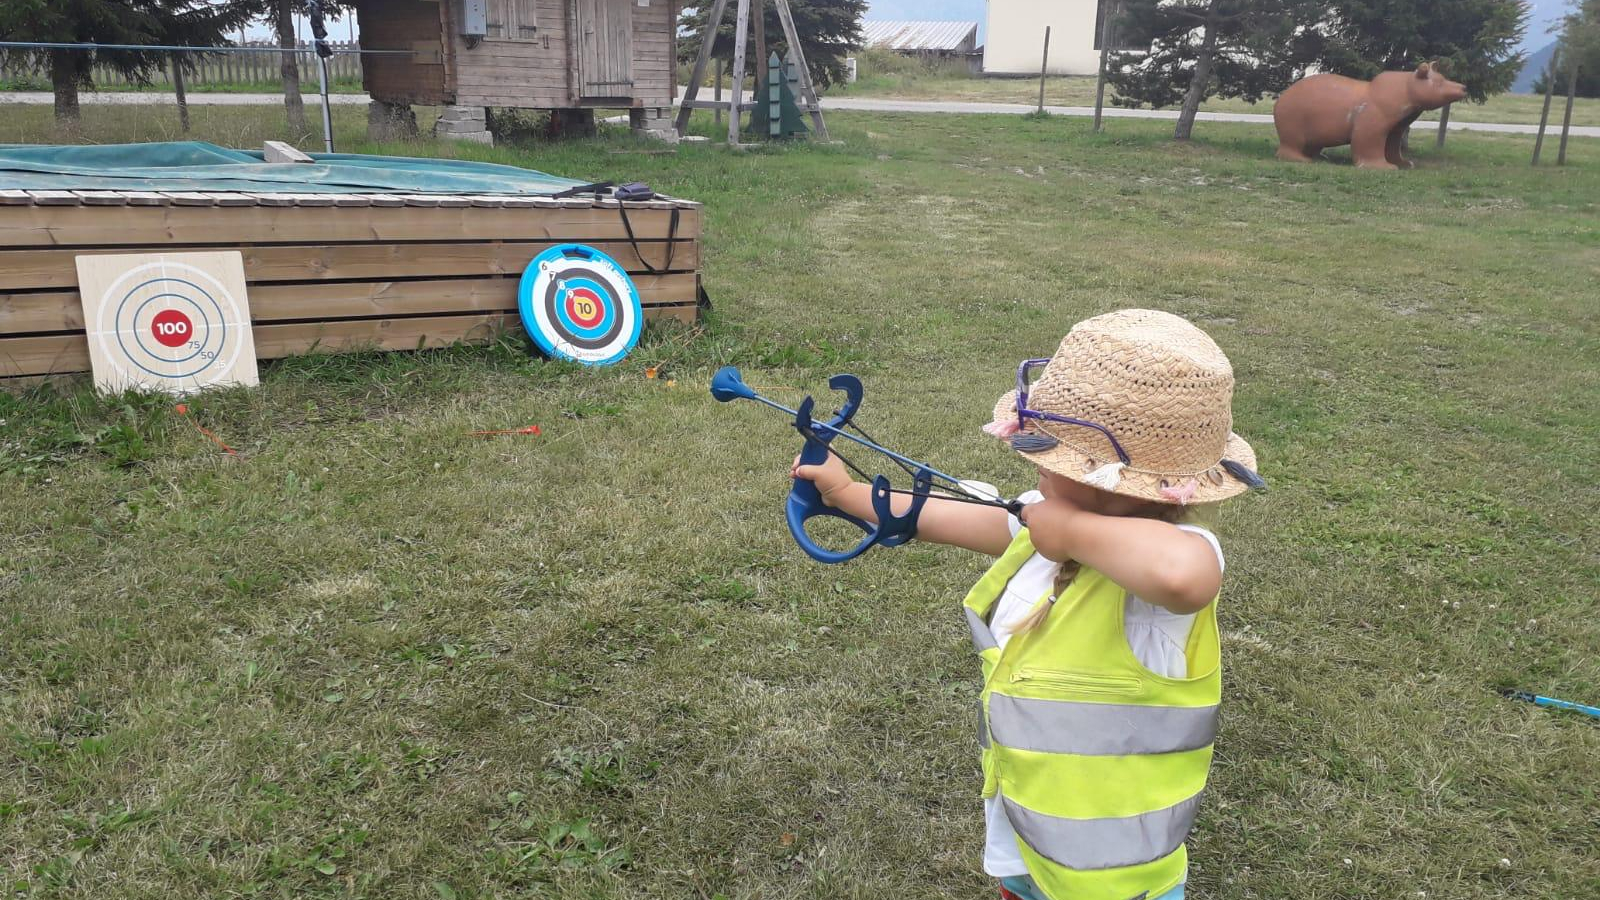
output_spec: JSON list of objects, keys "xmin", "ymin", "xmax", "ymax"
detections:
[{"xmin": 792, "ymin": 309, "xmax": 1263, "ymax": 900}]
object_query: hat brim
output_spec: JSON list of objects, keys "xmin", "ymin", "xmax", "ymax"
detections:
[{"xmin": 990, "ymin": 390, "xmax": 1258, "ymax": 504}]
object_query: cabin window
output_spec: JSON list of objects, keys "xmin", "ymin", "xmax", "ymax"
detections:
[{"xmin": 486, "ymin": 0, "xmax": 539, "ymax": 40}]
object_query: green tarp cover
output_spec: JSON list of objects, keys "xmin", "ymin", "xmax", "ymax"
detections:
[{"xmin": 0, "ymin": 141, "xmax": 588, "ymax": 195}]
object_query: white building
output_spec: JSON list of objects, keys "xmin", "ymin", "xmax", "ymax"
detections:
[{"xmin": 983, "ymin": 0, "xmax": 1110, "ymax": 76}]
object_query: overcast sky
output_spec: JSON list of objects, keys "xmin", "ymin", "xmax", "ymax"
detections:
[{"xmin": 247, "ymin": 0, "xmax": 1565, "ymax": 57}]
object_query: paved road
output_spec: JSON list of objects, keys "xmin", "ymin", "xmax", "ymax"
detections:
[{"xmin": 6, "ymin": 90, "xmax": 1596, "ymax": 138}]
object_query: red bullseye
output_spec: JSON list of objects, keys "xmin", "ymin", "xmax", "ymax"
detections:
[
  {"xmin": 150, "ymin": 309, "xmax": 194, "ymax": 348},
  {"xmin": 565, "ymin": 287, "xmax": 606, "ymax": 329}
]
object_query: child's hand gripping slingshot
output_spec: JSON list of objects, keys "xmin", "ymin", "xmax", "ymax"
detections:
[{"xmin": 710, "ymin": 366, "xmax": 1023, "ymax": 563}]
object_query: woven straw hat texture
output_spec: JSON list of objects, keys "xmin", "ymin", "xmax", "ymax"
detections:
[{"xmin": 988, "ymin": 309, "xmax": 1258, "ymax": 504}]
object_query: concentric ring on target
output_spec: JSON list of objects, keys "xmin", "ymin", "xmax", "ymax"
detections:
[
  {"xmin": 103, "ymin": 273, "xmax": 233, "ymax": 382},
  {"xmin": 517, "ymin": 244, "xmax": 642, "ymax": 366}
]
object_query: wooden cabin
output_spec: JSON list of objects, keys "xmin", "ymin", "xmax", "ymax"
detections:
[{"xmin": 354, "ymin": 0, "xmax": 679, "ymax": 140}]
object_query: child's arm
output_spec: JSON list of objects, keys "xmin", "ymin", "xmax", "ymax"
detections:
[
  {"xmin": 792, "ymin": 452, "xmax": 1014, "ymax": 556},
  {"xmin": 1021, "ymin": 499, "xmax": 1222, "ymax": 614}
]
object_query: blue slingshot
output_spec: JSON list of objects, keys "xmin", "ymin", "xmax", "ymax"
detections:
[{"xmin": 711, "ymin": 366, "xmax": 1019, "ymax": 564}]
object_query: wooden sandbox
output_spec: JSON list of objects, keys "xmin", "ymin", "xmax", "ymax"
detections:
[{"xmin": 0, "ymin": 188, "xmax": 703, "ymax": 380}]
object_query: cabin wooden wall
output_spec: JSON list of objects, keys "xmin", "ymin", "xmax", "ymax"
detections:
[
  {"xmin": 359, "ymin": 0, "xmax": 676, "ymax": 111},
  {"xmin": 356, "ymin": 0, "xmax": 451, "ymax": 105}
]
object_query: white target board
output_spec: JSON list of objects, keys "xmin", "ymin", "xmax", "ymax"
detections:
[{"xmin": 75, "ymin": 251, "xmax": 259, "ymax": 394}]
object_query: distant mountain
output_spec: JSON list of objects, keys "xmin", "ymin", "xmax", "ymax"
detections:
[{"xmin": 1512, "ymin": 40, "xmax": 1558, "ymax": 93}]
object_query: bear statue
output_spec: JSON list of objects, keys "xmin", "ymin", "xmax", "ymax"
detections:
[{"xmin": 1273, "ymin": 63, "xmax": 1468, "ymax": 169}]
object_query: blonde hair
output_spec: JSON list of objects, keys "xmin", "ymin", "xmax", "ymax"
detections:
[{"xmin": 1008, "ymin": 502, "xmax": 1218, "ymax": 636}]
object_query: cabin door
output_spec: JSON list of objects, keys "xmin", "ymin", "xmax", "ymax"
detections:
[{"xmin": 575, "ymin": 0, "xmax": 635, "ymax": 99}]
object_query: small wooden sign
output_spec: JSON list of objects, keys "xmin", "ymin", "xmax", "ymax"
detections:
[{"xmin": 75, "ymin": 251, "xmax": 259, "ymax": 394}]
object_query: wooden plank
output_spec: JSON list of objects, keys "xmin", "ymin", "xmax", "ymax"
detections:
[
  {"xmin": 246, "ymin": 193, "xmax": 298, "ymax": 207},
  {"xmin": 122, "ymin": 192, "xmax": 172, "ymax": 206},
  {"xmin": 28, "ymin": 191, "xmax": 81, "ymax": 206},
  {"xmin": 263, "ymin": 140, "xmax": 314, "ymax": 164},
  {"xmin": 160, "ymin": 192, "xmax": 216, "ymax": 206},
  {"xmin": 201, "ymin": 193, "xmax": 260, "ymax": 207},
  {"xmin": 0, "ymin": 204, "xmax": 703, "ymax": 247},
  {"xmin": 1, "ymin": 273, "xmax": 699, "ymax": 334},
  {"xmin": 0, "ymin": 238, "xmax": 701, "ymax": 292},
  {"xmin": 1, "ymin": 303, "xmax": 698, "ymax": 378}
]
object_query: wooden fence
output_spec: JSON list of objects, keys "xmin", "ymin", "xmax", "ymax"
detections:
[{"xmin": 0, "ymin": 41, "xmax": 363, "ymax": 89}]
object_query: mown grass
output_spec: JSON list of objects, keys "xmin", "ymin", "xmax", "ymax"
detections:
[
  {"xmin": 825, "ymin": 51, "xmax": 1600, "ymax": 128},
  {"xmin": 2, "ymin": 108, "xmax": 1598, "ymax": 899}
]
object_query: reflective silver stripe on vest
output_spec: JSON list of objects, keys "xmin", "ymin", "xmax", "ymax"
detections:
[
  {"xmin": 966, "ymin": 607, "xmax": 998, "ymax": 653},
  {"xmin": 1002, "ymin": 792, "xmax": 1202, "ymax": 872},
  {"xmin": 987, "ymin": 694, "xmax": 1218, "ymax": 756},
  {"xmin": 978, "ymin": 698, "xmax": 990, "ymax": 748}
]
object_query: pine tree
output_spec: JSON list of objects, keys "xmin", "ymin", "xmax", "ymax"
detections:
[
  {"xmin": 1314, "ymin": 0, "xmax": 1526, "ymax": 101},
  {"xmin": 1107, "ymin": 0, "xmax": 1319, "ymax": 140},
  {"xmin": 678, "ymin": 0, "xmax": 867, "ymax": 89},
  {"xmin": 0, "ymin": 0, "xmax": 253, "ymax": 126}
]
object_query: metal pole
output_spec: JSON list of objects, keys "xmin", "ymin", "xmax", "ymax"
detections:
[
  {"xmin": 715, "ymin": 57, "xmax": 723, "ymax": 126},
  {"xmin": 316, "ymin": 53, "xmax": 334, "ymax": 153},
  {"xmin": 1037, "ymin": 26, "xmax": 1051, "ymax": 114}
]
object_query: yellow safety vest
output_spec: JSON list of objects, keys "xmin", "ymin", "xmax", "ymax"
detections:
[{"xmin": 964, "ymin": 529, "xmax": 1222, "ymax": 900}]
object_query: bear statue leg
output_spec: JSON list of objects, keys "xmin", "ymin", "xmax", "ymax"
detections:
[
  {"xmin": 1276, "ymin": 142, "xmax": 1319, "ymax": 162},
  {"xmin": 1384, "ymin": 128, "xmax": 1412, "ymax": 169},
  {"xmin": 1351, "ymin": 111, "xmax": 1397, "ymax": 169}
]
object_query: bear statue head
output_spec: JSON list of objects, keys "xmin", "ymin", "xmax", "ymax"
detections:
[{"xmin": 1410, "ymin": 62, "xmax": 1468, "ymax": 109}]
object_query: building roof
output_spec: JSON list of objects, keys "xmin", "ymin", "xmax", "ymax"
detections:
[{"xmin": 860, "ymin": 20, "xmax": 979, "ymax": 52}]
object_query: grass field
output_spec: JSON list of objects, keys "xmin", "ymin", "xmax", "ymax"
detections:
[
  {"xmin": 2, "ymin": 106, "xmax": 1598, "ymax": 899},
  {"xmin": 824, "ymin": 54, "xmax": 1600, "ymax": 129}
]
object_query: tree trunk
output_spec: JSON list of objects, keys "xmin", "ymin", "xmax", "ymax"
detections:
[
  {"xmin": 1173, "ymin": 17, "xmax": 1217, "ymax": 141},
  {"xmin": 172, "ymin": 58, "xmax": 191, "ymax": 133},
  {"xmin": 275, "ymin": 0, "xmax": 307, "ymax": 135},
  {"xmin": 50, "ymin": 50, "xmax": 81, "ymax": 128}
]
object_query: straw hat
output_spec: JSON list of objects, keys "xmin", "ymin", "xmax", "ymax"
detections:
[{"xmin": 983, "ymin": 309, "xmax": 1263, "ymax": 504}]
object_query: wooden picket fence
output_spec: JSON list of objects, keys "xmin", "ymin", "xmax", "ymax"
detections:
[{"xmin": 0, "ymin": 41, "xmax": 363, "ymax": 90}]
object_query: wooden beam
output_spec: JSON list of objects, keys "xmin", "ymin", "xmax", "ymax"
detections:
[
  {"xmin": 0, "ymin": 240, "xmax": 699, "ymax": 291},
  {"xmin": 0, "ymin": 204, "xmax": 703, "ymax": 248}
]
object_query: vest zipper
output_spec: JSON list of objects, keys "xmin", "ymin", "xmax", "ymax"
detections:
[{"xmin": 1009, "ymin": 668, "xmax": 1140, "ymax": 696}]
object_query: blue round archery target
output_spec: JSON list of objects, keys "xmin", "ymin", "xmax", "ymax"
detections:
[{"xmin": 518, "ymin": 244, "xmax": 642, "ymax": 366}]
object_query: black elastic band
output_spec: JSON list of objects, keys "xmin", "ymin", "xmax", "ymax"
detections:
[{"xmin": 618, "ymin": 203, "xmax": 679, "ymax": 275}]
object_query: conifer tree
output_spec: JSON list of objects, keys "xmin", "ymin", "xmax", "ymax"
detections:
[
  {"xmin": 1314, "ymin": 0, "xmax": 1526, "ymax": 100},
  {"xmin": 678, "ymin": 0, "xmax": 866, "ymax": 88},
  {"xmin": 0, "ymin": 0, "xmax": 253, "ymax": 126},
  {"xmin": 1106, "ymin": 0, "xmax": 1319, "ymax": 140}
]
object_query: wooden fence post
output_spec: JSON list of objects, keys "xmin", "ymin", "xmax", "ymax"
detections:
[
  {"xmin": 1435, "ymin": 102, "xmax": 1450, "ymax": 147},
  {"xmin": 1037, "ymin": 26, "xmax": 1051, "ymax": 114},
  {"xmin": 1093, "ymin": 0, "xmax": 1117, "ymax": 132},
  {"xmin": 1532, "ymin": 49, "xmax": 1560, "ymax": 165},
  {"xmin": 1557, "ymin": 59, "xmax": 1579, "ymax": 166}
]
